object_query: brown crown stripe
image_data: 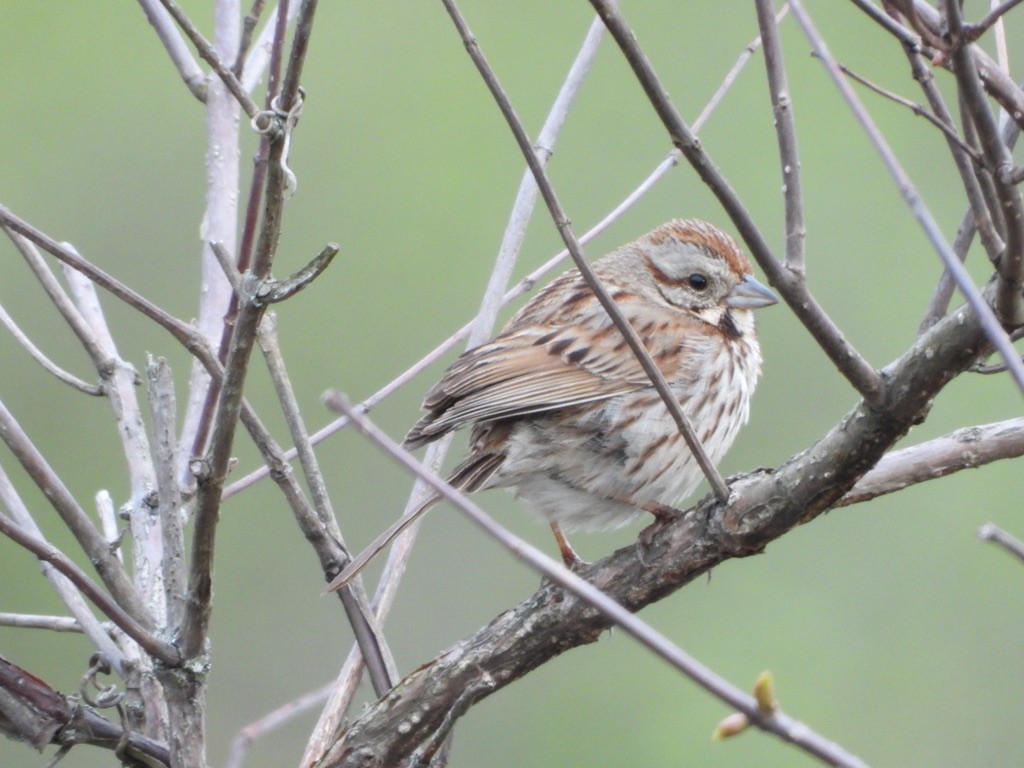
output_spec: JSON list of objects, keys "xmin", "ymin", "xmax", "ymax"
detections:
[{"xmin": 646, "ymin": 218, "xmax": 752, "ymax": 277}]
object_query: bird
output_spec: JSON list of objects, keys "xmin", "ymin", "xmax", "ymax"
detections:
[{"xmin": 326, "ymin": 219, "xmax": 777, "ymax": 592}]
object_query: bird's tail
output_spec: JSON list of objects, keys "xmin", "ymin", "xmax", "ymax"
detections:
[
  {"xmin": 323, "ymin": 492, "xmax": 441, "ymax": 593},
  {"xmin": 323, "ymin": 450, "xmax": 503, "ymax": 594}
]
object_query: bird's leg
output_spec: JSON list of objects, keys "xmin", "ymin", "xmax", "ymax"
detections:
[
  {"xmin": 638, "ymin": 501, "xmax": 683, "ymax": 547},
  {"xmin": 549, "ymin": 522, "xmax": 586, "ymax": 569}
]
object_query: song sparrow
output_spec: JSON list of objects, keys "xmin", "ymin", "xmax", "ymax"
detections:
[{"xmin": 327, "ymin": 219, "xmax": 776, "ymax": 590}]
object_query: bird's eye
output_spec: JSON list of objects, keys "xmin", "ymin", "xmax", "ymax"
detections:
[{"xmin": 687, "ymin": 273, "xmax": 708, "ymax": 290}]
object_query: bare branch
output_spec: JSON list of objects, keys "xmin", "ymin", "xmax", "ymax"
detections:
[
  {"xmin": 0, "ymin": 398, "xmax": 152, "ymax": 626},
  {"xmin": 0, "ymin": 207, "xmax": 197, "ymax": 349},
  {"xmin": 943, "ymin": 0, "xmax": 1024, "ymax": 326},
  {"xmin": 256, "ymin": 314, "xmax": 399, "ymax": 696},
  {"xmin": 755, "ymin": 0, "xmax": 806, "ymax": 272},
  {"xmin": 209, "ymin": 240, "xmax": 244, "ymax": 295},
  {"xmin": 0, "ymin": 656, "xmax": 171, "ymax": 766},
  {"xmin": 966, "ymin": 0, "xmax": 1024, "ymax": 43},
  {"xmin": 242, "ymin": 2, "xmax": 303, "ymax": 94},
  {"xmin": 978, "ymin": 522, "xmax": 1024, "ymax": 564},
  {"xmin": 0, "ymin": 613, "xmax": 87, "ymax": 633},
  {"xmin": 154, "ymin": 0, "xmax": 260, "ymax": 117},
  {"xmin": 318, "ymin": 395, "xmax": 870, "ymax": 768},
  {"xmin": 838, "ymin": 61, "xmax": 983, "ymax": 163},
  {"xmin": 0, "ymin": 511, "xmax": 178, "ymax": 665},
  {"xmin": 589, "ymin": 0, "xmax": 886, "ymax": 405},
  {"xmin": 0, "ymin": 468, "xmax": 126, "ymax": 672},
  {"xmin": 136, "ymin": 0, "xmax": 207, "ymax": 101},
  {"xmin": 836, "ymin": 417, "xmax": 1024, "ymax": 506},
  {"xmin": 94, "ymin": 491, "xmax": 123, "ymax": 566},
  {"xmin": 319, "ymin": 268, "xmax": 993, "ymax": 767},
  {"xmin": 255, "ymin": 243, "xmax": 338, "ymax": 304},
  {"xmin": 181, "ymin": 0, "xmax": 319, "ymax": 660},
  {"xmin": 235, "ymin": 0, "xmax": 268, "ymax": 74},
  {"xmin": 0, "ymin": 299, "xmax": 101, "ymax": 395},
  {"xmin": 63, "ymin": 266, "xmax": 166, "ymax": 611},
  {"xmin": 226, "ymin": 682, "xmax": 332, "ymax": 768},
  {"xmin": 146, "ymin": 356, "xmax": 187, "ymax": 628},
  {"xmin": 883, "ymin": 1, "xmax": 1024, "ymax": 135},
  {"xmin": 4, "ymin": 230, "xmax": 113, "ymax": 370},
  {"xmin": 695, "ymin": 4, "xmax": 790, "ymax": 132},
  {"xmin": 178, "ymin": 0, "xmax": 248, "ymax": 488},
  {"xmin": 790, "ymin": 0, "xmax": 1024, "ymax": 394}
]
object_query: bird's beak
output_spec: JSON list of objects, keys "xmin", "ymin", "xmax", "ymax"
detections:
[{"xmin": 726, "ymin": 275, "xmax": 778, "ymax": 310}]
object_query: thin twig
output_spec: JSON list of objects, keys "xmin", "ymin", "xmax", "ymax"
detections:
[
  {"xmin": 235, "ymin": 0, "xmax": 267, "ymax": 74},
  {"xmin": 0, "ymin": 613, "xmax": 88, "ymax": 633},
  {"xmin": 155, "ymin": 0, "xmax": 260, "ymax": 117},
  {"xmin": 63, "ymin": 266, "xmax": 166, "ymax": 611},
  {"xmin": 755, "ymin": 0, "xmax": 806, "ymax": 272},
  {"xmin": 790, "ymin": 0, "xmax": 1024, "ymax": 395},
  {"xmin": 94, "ymin": 491, "xmax": 123, "ymax": 566},
  {"xmin": 442, "ymin": 0, "xmax": 730, "ymax": 499},
  {"xmin": 0, "ymin": 208, "xmax": 197, "ymax": 350},
  {"xmin": 693, "ymin": 3, "xmax": 790, "ymax": 134},
  {"xmin": 588, "ymin": 0, "xmax": 886, "ymax": 405},
  {"xmin": 242, "ymin": 2, "xmax": 303, "ymax": 94},
  {"xmin": 180, "ymin": 0, "xmax": 289, "ymax": 487},
  {"xmin": 0, "ymin": 300, "xmax": 102, "ymax": 395},
  {"xmin": 883, "ymin": 0, "xmax": 1024, "ymax": 139},
  {"xmin": 0, "ymin": 205, "xmax": 336, "ymax": 520},
  {"xmin": 918, "ymin": 208, "xmax": 977, "ymax": 333},
  {"xmin": 944, "ymin": 0, "xmax": 1024, "ymax": 327},
  {"xmin": 470, "ymin": 15, "xmax": 605, "ymax": 342},
  {"xmin": 966, "ymin": 0, "xmax": 1024, "ymax": 42},
  {"xmin": 0, "ymin": 468, "xmax": 126, "ymax": 672},
  {"xmin": 838, "ymin": 61, "xmax": 983, "ymax": 163},
  {"xmin": 255, "ymin": 243, "xmax": 338, "ymax": 304},
  {"xmin": 0, "ymin": 511, "xmax": 179, "ymax": 665},
  {"xmin": 916, "ymin": 81, "xmax": 1022, "ymax": 331},
  {"xmin": 0, "ymin": 656, "xmax": 171, "ymax": 766},
  {"xmin": 5, "ymin": 230, "xmax": 113, "ymax": 371},
  {"xmin": 323, "ymin": 394, "xmax": 871, "ymax": 768},
  {"xmin": 0, "ymin": 397, "xmax": 151, "ymax": 626},
  {"xmin": 257, "ymin": 314, "xmax": 398, "ymax": 695},
  {"xmin": 847, "ymin": 0, "xmax": 923, "ymax": 47},
  {"xmin": 978, "ymin": 522, "xmax": 1024, "ymax": 564},
  {"xmin": 136, "ymin": 0, "xmax": 207, "ymax": 101},
  {"xmin": 226, "ymin": 682, "xmax": 332, "ymax": 768},
  {"xmin": 209, "ymin": 240, "xmax": 244, "ymax": 294}
]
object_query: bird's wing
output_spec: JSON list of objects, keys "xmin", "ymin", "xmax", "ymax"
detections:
[{"xmin": 405, "ymin": 300, "xmax": 707, "ymax": 446}]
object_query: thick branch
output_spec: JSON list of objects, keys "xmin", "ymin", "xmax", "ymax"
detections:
[
  {"xmin": 836, "ymin": 417, "xmax": 1024, "ymax": 506},
  {"xmin": 0, "ymin": 656, "xmax": 170, "ymax": 766},
  {"xmin": 322, "ymin": 292, "xmax": 989, "ymax": 764}
]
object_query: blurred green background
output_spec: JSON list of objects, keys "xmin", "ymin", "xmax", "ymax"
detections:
[{"xmin": 1, "ymin": 2, "xmax": 1022, "ymax": 767}]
